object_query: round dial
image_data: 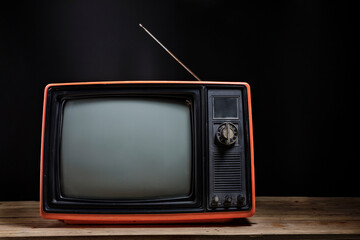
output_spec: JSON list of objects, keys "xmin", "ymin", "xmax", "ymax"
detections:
[{"xmin": 216, "ymin": 122, "xmax": 238, "ymax": 145}]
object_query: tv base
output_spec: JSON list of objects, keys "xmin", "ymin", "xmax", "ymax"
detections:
[{"xmin": 63, "ymin": 218, "xmax": 234, "ymax": 224}]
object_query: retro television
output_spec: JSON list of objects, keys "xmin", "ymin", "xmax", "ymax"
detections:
[
  {"xmin": 40, "ymin": 80, "xmax": 254, "ymax": 224},
  {"xmin": 40, "ymin": 25, "xmax": 254, "ymax": 224}
]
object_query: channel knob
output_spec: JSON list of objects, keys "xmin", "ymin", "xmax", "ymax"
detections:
[
  {"xmin": 224, "ymin": 195, "xmax": 232, "ymax": 206},
  {"xmin": 211, "ymin": 195, "xmax": 220, "ymax": 207},
  {"xmin": 216, "ymin": 122, "xmax": 238, "ymax": 145},
  {"xmin": 237, "ymin": 195, "xmax": 246, "ymax": 207}
]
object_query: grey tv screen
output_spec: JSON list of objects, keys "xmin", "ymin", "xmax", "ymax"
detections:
[{"xmin": 60, "ymin": 98, "xmax": 192, "ymax": 200}]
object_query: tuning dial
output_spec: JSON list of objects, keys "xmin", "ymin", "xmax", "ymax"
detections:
[{"xmin": 216, "ymin": 122, "xmax": 238, "ymax": 145}]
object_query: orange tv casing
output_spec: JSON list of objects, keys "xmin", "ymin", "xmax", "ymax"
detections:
[{"xmin": 40, "ymin": 81, "xmax": 255, "ymax": 224}]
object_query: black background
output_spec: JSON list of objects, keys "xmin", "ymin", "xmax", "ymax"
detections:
[{"xmin": 0, "ymin": 0, "xmax": 355, "ymax": 200}]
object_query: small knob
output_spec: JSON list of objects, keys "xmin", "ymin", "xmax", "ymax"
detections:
[
  {"xmin": 224, "ymin": 195, "xmax": 232, "ymax": 206},
  {"xmin": 216, "ymin": 122, "xmax": 238, "ymax": 145},
  {"xmin": 211, "ymin": 195, "xmax": 219, "ymax": 207},
  {"xmin": 237, "ymin": 195, "xmax": 246, "ymax": 207}
]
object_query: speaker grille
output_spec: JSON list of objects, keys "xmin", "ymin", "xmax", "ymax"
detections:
[{"xmin": 213, "ymin": 152, "xmax": 241, "ymax": 192}]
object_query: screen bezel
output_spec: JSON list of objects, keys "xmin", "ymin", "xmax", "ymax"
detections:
[{"xmin": 42, "ymin": 84, "xmax": 203, "ymax": 214}]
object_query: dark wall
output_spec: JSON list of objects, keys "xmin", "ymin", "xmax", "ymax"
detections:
[{"xmin": 0, "ymin": 0, "xmax": 355, "ymax": 200}]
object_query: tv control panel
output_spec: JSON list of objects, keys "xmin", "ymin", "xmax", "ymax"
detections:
[{"xmin": 207, "ymin": 89, "xmax": 248, "ymax": 211}]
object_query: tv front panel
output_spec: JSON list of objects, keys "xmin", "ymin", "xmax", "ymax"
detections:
[{"xmin": 40, "ymin": 81, "xmax": 254, "ymax": 224}]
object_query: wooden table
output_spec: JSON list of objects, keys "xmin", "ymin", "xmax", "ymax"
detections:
[{"xmin": 1, "ymin": 197, "xmax": 360, "ymax": 239}]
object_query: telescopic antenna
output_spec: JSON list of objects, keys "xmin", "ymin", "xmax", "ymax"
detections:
[{"xmin": 139, "ymin": 23, "xmax": 201, "ymax": 81}]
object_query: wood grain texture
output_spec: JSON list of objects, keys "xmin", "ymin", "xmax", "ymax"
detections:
[{"xmin": 1, "ymin": 197, "xmax": 360, "ymax": 239}]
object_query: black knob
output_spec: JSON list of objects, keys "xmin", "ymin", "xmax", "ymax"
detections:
[
  {"xmin": 216, "ymin": 122, "xmax": 238, "ymax": 145},
  {"xmin": 211, "ymin": 195, "xmax": 219, "ymax": 207},
  {"xmin": 224, "ymin": 195, "xmax": 232, "ymax": 206},
  {"xmin": 237, "ymin": 195, "xmax": 246, "ymax": 207}
]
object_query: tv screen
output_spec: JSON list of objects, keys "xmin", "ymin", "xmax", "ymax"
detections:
[{"xmin": 60, "ymin": 97, "xmax": 192, "ymax": 200}]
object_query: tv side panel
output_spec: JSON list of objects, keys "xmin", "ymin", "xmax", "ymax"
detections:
[{"xmin": 207, "ymin": 88, "xmax": 253, "ymax": 212}]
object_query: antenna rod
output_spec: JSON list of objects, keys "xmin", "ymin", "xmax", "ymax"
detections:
[{"xmin": 139, "ymin": 23, "xmax": 201, "ymax": 81}]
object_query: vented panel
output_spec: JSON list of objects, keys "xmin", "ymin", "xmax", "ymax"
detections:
[{"xmin": 213, "ymin": 153, "xmax": 241, "ymax": 192}]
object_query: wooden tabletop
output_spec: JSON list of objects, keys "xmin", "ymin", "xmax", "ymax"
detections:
[{"xmin": 1, "ymin": 197, "xmax": 360, "ymax": 239}]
